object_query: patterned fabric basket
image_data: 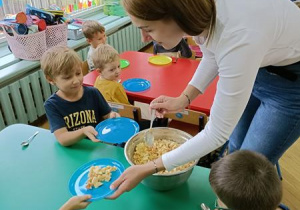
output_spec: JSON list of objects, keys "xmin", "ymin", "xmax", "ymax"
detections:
[
  {"xmin": 1, "ymin": 23, "xmax": 67, "ymax": 61},
  {"xmin": 46, "ymin": 24, "xmax": 68, "ymax": 49}
]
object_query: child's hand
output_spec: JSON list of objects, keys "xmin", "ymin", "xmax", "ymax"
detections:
[
  {"xmin": 83, "ymin": 126, "xmax": 99, "ymax": 142},
  {"xmin": 109, "ymin": 111, "xmax": 120, "ymax": 118},
  {"xmin": 60, "ymin": 195, "xmax": 92, "ymax": 210}
]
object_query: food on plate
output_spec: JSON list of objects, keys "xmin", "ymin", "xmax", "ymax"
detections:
[{"xmin": 86, "ymin": 165, "xmax": 117, "ymax": 189}]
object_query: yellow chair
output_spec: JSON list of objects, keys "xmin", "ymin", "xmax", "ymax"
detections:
[{"xmin": 82, "ymin": 61, "xmax": 89, "ymax": 76}]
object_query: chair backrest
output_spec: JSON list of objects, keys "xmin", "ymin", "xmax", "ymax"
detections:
[
  {"xmin": 164, "ymin": 109, "xmax": 208, "ymax": 132},
  {"xmin": 82, "ymin": 61, "xmax": 89, "ymax": 76},
  {"xmin": 108, "ymin": 101, "xmax": 142, "ymax": 122}
]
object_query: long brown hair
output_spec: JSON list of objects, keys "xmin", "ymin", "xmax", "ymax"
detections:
[{"xmin": 122, "ymin": 0, "xmax": 216, "ymax": 42}]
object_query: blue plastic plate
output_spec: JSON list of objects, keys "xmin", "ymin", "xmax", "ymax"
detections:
[
  {"xmin": 122, "ymin": 78, "xmax": 151, "ymax": 92},
  {"xmin": 95, "ymin": 117, "xmax": 139, "ymax": 144},
  {"xmin": 68, "ymin": 158, "xmax": 124, "ymax": 201}
]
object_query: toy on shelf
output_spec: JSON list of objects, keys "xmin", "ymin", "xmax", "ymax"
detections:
[
  {"xmin": 4, "ymin": 12, "xmax": 27, "ymax": 24},
  {"xmin": 0, "ymin": 4, "xmax": 68, "ymax": 60}
]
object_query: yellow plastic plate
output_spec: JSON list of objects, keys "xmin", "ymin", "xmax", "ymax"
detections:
[{"xmin": 148, "ymin": 55, "xmax": 172, "ymax": 65}]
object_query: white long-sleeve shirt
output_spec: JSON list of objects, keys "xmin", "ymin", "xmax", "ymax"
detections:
[
  {"xmin": 163, "ymin": 0, "xmax": 300, "ymax": 171},
  {"xmin": 87, "ymin": 46, "xmax": 96, "ymax": 71}
]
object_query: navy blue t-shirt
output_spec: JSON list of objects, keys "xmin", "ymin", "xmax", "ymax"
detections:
[
  {"xmin": 44, "ymin": 86, "xmax": 111, "ymax": 133},
  {"xmin": 153, "ymin": 38, "xmax": 192, "ymax": 58}
]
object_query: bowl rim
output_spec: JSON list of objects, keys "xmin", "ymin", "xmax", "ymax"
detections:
[{"xmin": 124, "ymin": 127, "xmax": 198, "ymax": 177}]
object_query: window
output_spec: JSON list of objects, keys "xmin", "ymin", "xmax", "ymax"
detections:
[
  {"xmin": 0, "ymin": 0, "xmax": 104, "ymax": 43},
  {"xmin": 0, "ymin": 1, "xmax": 104, "ymax": 19}
]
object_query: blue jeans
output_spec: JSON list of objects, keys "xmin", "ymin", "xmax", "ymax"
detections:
[{"xmin": 228, "ymin": 61, "xmax": 300, "ymax": 164}]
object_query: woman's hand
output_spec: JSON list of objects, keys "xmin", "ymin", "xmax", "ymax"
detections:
[
  {"xmin": 150, "ymin": 95, "xmax": 188, "ymax": 118},
  {"xmin": 107, "ymin": 164, "xmax": 153, "ymax": 199}
]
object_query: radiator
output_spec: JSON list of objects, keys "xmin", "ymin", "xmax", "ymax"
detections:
[
  {"xmin": 107, "ymin": 24, "xmax": 148, "ymax": 53},
  {"xmin": 0, "ymin": 70, "xmax": 57, "ymax": 130},
  {"xmin": 0, "ymin": 23, "xmax": 148, "ymax": 131}
]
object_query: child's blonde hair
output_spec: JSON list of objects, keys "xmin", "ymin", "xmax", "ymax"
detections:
[
  {"xmin": 92, "ymin": 44, "xmax": 119, "ymax": 71},
  {"xmin": 82, "ymin": 20, "xmax": 106, "ymax": 39},
  {"xmin": 41, "ymin": 46, "xmax": 82, "ymax": 78}
]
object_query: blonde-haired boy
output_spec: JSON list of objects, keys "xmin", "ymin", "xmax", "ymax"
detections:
[
  {"xmin": 82, "ymin": 20, "xmax": 106, "ymax": 71},
  {"xmin": 41, "ymin": 46, "xmax": 118, "ymax": 146},
  {"xmin": 92, "ymin": 44, "xmax": 130, "ymax": 104}
]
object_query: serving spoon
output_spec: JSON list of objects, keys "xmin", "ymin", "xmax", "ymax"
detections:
[
  {"xmin": 21, "ymin": 131, "xmax": 39, "ymax": 147},
  {"xmin": 145, "ymin": 109, "xmax": 156, "ymax": 147},
  {"xmin": 200, "ymin": 203, "xmax": 211, "ymax": 210}
]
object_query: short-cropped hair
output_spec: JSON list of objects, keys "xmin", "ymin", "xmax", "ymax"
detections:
[
  {"xmin": 92, "ymin": 44, "xmax": 119, "ymax": 70},
  {"xmin": 82, "ymin": 20, "xmax": 105, "ymax": 39},
  {"xmin": 41, "ymin": 46, "xmax": 82, "ymax": 78},
  {"xmin": 209, "ymin": 150, "xmax": 282, "ymax": 210}
]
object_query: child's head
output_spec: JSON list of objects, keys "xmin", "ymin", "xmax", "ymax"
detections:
[
  {"xmin": 41, "ymin": 46, "xmax": 83, "ymax": 93},
  {"xmin": 209, "ymin": 150, "xmax": 282, "ymax": 210},
  {"xmin": 92, "ymin": 44, "xmax": 121, "ymax": 82},
  {"xmin": 82, "ymin": 20, "xmax": 106, "ymax": 48}
]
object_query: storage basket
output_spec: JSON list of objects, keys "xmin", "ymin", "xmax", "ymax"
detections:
[
  {"xmin": 0, "ymin": 23, "xmax": 67, "ymax": 61},
  {"xmin": 46, "ymin": 24, "xmax": 68, "ymax": 49}
]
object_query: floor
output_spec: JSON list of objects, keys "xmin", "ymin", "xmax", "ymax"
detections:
[{"xmin": 37, "ymin": 40, "xmax": 300, "ymax": 209}]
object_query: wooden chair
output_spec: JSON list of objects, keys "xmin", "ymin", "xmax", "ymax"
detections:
[
  {"xmin": 108, "ymin": 101, "xmax": 142, "ymax": 123},
  {"xmin": 82, "ymin": 60, "xmax": 89, "ymax": 76},
  {"xmin": 165, "ymin": 109, "xmax": 208, "ymax": 132}
]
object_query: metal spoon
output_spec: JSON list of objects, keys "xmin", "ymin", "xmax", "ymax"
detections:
[
  {"xmin": 21, "ymin": 131, "xmax": 39, "ymax": 147},
  {"xmin": 145, "ymin": 109, "xmax": 156, "ymax": 147},
  {"xmin": 200, "ymin": 203, "xmax": 211, "ymax": 210}
]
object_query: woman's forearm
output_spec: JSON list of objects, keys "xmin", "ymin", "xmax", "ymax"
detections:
[
  {"xmin": 181, "ymin": 84, "xmax": 202, "ymax": 104},
  {"xmin": 143, "ymin": 157, "xmax": 166, "ymax": 176}
]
